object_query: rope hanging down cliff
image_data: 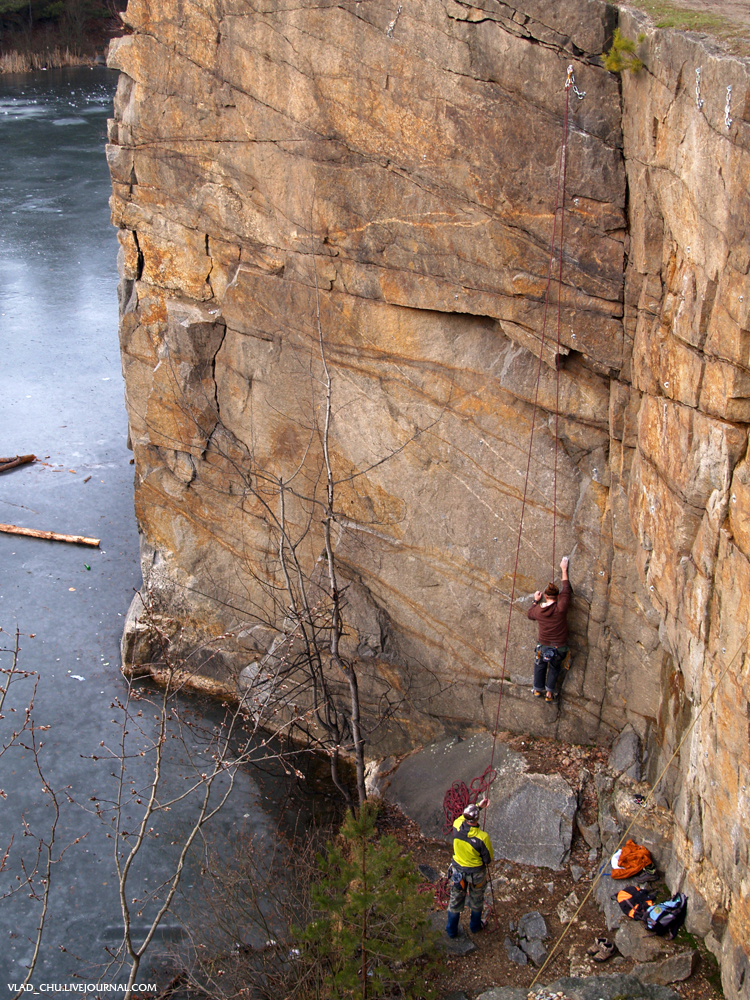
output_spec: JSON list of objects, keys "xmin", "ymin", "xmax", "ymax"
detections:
[{"xmin": 439, "ymin": 65, "xmax": 585, "ymax": 920}]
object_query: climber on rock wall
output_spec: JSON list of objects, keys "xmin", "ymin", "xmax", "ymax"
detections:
[{"xmin": 527, "ymin": 555, "xmax": 572, "ymax": 702}]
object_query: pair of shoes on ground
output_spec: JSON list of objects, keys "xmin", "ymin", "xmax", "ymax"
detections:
[
  {"xmin": 633, "ymin": 864, "xmax": 659, "ymax": 883},
  {"xmin": 587, "ymin": 937, "xmax": 615, "ymax": 962},
  {"xmin": 532, "ymin": 688, "xmax": 556, "ymax": 701}
]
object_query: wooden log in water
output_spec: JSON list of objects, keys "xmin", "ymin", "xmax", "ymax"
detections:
[
  {"xmin": 0, "ymin": 454, "xmax": 36, "ymax": 473},
  {"xmin": 0, "ymin": 523, "xmax": 100, "ymax": 547}
]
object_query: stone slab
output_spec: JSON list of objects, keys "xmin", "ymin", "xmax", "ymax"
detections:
[
  {"xmin": 615, "ymin": 920, "xmax": 670, "ymax": 962},
  {"xmin": 632, "ymin": 951, "xmax": 697, "ymax": 985},
  {"xmin": 484, "ymin": 770, "xmax": 577, "ymax": 869},
  {"xmin": 518, "ymin": 910, "xmax": 549, "ymax": 941},
  {"xmin": 609, "ymin": 724, "xmax": 641, "ymax": 779},
  {"xmin": 594, "ymin": 872, "xmax": 627, "ymax": 932},
  {"xmin": 385, "ymin": 734, "xmax": 521, "ymax": 838},
  {"xmin": 576, "ymin": 816, "xmax": 602, "ymax": 850},
  {"xmin": 503, "ymin": 937, "xmax": 528, "ymax": 966},
  {"xmin": 384, "ymin": 734, "xmax": 576, "ymax": 868},
  {"xmin": 520, "ymin": 935, "xmax": 548, "ymax": 966},
  {"xmin": 477, "ymin": 973, "xmax": 681, "ymax": 999},
  {"xmin": 430, "ymin": 912, "xmax": 476, "ymax": 956}
]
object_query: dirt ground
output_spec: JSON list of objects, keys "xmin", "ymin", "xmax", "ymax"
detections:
[{"xmin": 376, "ymin": 733, "xmax": 724, "ymax": 1000}]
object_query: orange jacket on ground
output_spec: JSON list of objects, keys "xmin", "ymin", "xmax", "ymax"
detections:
[{"xmin": 611, "ymin": 839, "xmax": 652, "ymax": 879}]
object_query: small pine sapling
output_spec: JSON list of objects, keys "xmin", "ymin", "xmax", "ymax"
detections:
[
  {"xmin": 603, "ymin": 28, "xmax": 646, "ymax": 73},
  {"xmin": 298, "ymin": 803, "xmax": 439, "ymax": 999}
]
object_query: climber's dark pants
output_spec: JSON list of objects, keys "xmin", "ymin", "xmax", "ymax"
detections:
[{"xmin": 533, "ymin": 644, "xmax": 568, "ymax": 693}]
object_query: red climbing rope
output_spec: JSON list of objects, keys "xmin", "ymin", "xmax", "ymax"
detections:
[
  {"xmin": 419, "ymin": 876, "xmax": 451, "ymax": 908},
  {"xmin": 438, "ymin": 68, "xmax": 580, "ymax": 920},
  {"xmin": 552, "ymin": 78, "xmax": 572, "ymax": 573},
  {"xmin": 441, "ymin": 764, "xmax": 498, "ymax": 835},
  {"xmin": 486, "ymin": 70, "xmax": 574, "ymax": 780}
]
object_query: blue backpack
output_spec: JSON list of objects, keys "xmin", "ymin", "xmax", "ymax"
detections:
[{"xmin": 644, "ymin": 894, "xmax": 688, "ymax": 939}]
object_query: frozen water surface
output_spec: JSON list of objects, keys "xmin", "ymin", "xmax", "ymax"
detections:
[{"xmin": 0, "ymin": 67, "xmax": 298, "ymax": 989}]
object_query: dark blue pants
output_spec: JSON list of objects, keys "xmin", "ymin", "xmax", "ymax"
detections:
[{"xmin": 533, "ymin": 644, "xmax": 567, "ymax": 693}]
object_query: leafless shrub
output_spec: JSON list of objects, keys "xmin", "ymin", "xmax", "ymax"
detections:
[{"xmin": 0, "ymin": 628, "xmax": 83, "ymax": 999}]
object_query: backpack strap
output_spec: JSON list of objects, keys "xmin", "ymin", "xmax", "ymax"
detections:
[{"xmin": 454, "ymin": 820, "xmax": 492, "ymax": 867}]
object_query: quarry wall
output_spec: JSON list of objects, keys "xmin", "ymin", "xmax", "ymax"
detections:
[{"xmin": 106, "ymin": 1, "xmax": 750, "ymax": 994}]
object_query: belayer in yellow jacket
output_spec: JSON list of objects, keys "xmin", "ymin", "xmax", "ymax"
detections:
[{"xmin": 446, "ymin": 799, "xmax": 493, "ymax": 938}]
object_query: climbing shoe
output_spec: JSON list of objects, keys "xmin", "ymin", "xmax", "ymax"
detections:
[{"xmin": 592, "ymin": 938, "xmax": 615, "ymax": 962}]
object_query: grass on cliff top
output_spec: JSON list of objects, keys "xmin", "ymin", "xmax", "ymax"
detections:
[{"xmin": 622, "ymin": 0, "xmax": 750, "ymax": 57}]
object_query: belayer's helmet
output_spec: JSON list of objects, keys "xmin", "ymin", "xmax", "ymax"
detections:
[{"xmin": 463, "ymin": 803, "xmax": 480, "ymax": 821}]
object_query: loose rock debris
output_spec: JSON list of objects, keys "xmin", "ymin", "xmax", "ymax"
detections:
[{"xmin": 528, "ymin": 992, "xmax": 572, "ymax": 1000}]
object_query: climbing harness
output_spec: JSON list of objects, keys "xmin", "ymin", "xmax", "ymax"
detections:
[{"xmin": 433, "ymin": 67, "xmax": 584, "ymax": 926}]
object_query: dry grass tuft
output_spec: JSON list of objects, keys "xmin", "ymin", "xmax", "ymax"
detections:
[{"xmin": 0, "ymin": 47, "xmax": 92, "ymax": 74}]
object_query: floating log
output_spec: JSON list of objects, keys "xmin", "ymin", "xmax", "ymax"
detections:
[
  {"xmin": 0, "ymin": 454, "xmax": 36, "ymax": 473},
  {"xmin": 0, "ymin": 523, "xmax": 100, "ymax": 547}
]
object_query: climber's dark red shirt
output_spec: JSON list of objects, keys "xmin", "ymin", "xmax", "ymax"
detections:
[{"xmin": 527, "ymin": 580, "xmax": 572, "ymax": 646}]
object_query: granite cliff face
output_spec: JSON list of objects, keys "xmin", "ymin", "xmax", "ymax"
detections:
[
  {"xmin": 107, "ymin": 1, "xmax": 750, "ymax": 993},
  {"xmin": 618, "ymin": 11, "xmax": 750, "ymax": 996}
]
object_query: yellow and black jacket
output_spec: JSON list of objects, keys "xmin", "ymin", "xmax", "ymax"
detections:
[{"xmin": 452, "ymin": 815, "xmax": 494, "ymax": 870}]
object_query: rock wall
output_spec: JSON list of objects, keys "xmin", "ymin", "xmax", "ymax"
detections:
[
  {"xmin": 108, "ymin": 0, "xmax": 631, "ymax": 746},
  {"xmin": 618, "ymin": 11, "xmax": 750, "ymax": 998},
  {"xmin": 106, "ymin": 1, "xmax": 750, "ymax": 994}
]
